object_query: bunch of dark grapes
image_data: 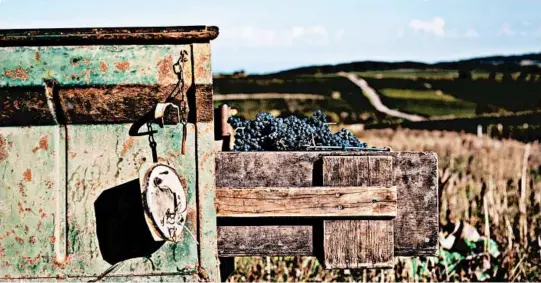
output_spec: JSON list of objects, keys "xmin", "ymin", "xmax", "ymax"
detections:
[{"xmin": 228, "ymin": 110, "xmax": 369, "ymax": 151}]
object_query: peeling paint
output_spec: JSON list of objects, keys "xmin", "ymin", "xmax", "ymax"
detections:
[
  {"xmin": 157, "ymin": 55, "xmax": 173, "ymax": 85},
  {"xmin": 115, "ymin": 61, "xmax": 130, "ymax": 72},
  {"xmin": 4, "ymin": 67, "xmax": 29, "ymax": 81},
  {"xmin": 120, "ymin": 137, "xmax": 135, "ymax": 157},
  {"xmin": 32, "ymin": 136, "xmax": 49, "ymax": 153},
  {"xmin": 23, "ymin": 169, "xmax": 32, "ymax": 181},
  {"xmin": 99, "ymin": 61, "xmax": 108, "ymax": 73},
  {"xmin": 0, "ymin": 135, "xmax": 7, "ymax": 161}
]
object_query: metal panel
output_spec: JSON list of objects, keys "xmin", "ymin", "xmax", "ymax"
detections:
[
  {"xmin": 0, "ymin": 126, "xmax": 63, "ymax": 278},
  {"xmin": 0, "ymin": 45, "xmax": 192, "ymax": 87},
  {"xmin": 65, "ymin": 124, "xmax": 198, "ymax": 277},
  {"xmin": 192, "ymin": 43, "xmax": 220, "ymax": 281}
]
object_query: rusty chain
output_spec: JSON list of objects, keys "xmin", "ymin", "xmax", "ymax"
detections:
[
  {"xmin": 147, "ymin": 122, "xmax": 158, "ymax": 162},
  {"xmin": 166, "ymin": 49, "xmax": 189, "ymax": 127}
]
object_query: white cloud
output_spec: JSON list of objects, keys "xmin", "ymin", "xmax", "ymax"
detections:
[
  {"xmin": 499, "ymin": 22, "xmax": 515, "ymax": 36},
  {"xmin": 217, "ymin": 25, "xmax": 336, "ymax": 48},
  {"xmin": 408, "ymin": 17, "xmax": 445, "ymax": 37},
  {"xmin": 464, "ymin": 29, "xmax": 479, "ymax": 38}
]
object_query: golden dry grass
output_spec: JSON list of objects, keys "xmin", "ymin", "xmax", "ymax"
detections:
[{"xmin": 225, "ymin": 129, "xmax": 541, "ymax": 282}]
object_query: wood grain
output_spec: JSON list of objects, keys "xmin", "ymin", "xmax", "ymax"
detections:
[
  {"xmin": 217, "ymin": 226, "xmax": 313, "ymax": 256},
  {"xmin": 216, "ymin": 186, "xmax": 397, "ymax": 217},
  {"xmin": 322, "ymin": 156, "xmax": 394, "ymax": 269},
  {"xmin": 324, "ymin": 220, "xmax": 394, "ymax": 269},
  {"xmin": 216, "ymin": 152, "xmax": 438, "ymax": 256}
]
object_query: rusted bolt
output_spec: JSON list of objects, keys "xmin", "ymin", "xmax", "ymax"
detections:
[{"xmin": 337, "ymin": 205, "xmax": 344, "ymax": 210}]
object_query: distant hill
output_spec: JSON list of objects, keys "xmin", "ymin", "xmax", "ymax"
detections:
[{"xmin": 269, "ymin": 52, "xmax": 541, "ymax": 76}]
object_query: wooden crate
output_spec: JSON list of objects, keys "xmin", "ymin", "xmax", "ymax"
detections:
[{"xmin": 215, "ymin": 151, "xmax": 438, "ymax": 271}]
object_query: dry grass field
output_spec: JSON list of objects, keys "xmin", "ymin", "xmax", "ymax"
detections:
[{"xmin": 225, "ymin": 129, "xmax": 541, "ymax": 282}]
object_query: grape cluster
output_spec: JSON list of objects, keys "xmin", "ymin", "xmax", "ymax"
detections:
[{"xmin": 228, "ymin": 110, "xmax": 369, "ymax": 151}]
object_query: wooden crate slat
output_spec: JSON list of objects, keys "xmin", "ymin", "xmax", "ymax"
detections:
[
  {"xmin": 323, "ymin": 220, "xmax": 394, "ymax": 269},
  {"xmin": 216, "ymin": 186, "xmax": 397, "ymax": 217},
  {"xmin": 217, "ymin": 226, "xmax": 313, "ymax": 257},
  {"xmin": 322, "ymin": 156, "xmax": 395, "ymax": 269}
]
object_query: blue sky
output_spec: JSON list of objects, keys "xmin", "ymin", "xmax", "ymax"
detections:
[{"xmin": 1, "ymin": 0, "xmax": 540, "ymax": 74}]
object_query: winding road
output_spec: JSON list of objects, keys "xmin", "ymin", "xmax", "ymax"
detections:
[{"xmin": 338, "ymin": 72, "xmax": 426, "ymax": 122}]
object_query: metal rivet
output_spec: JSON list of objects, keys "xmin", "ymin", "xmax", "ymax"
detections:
[
  {"xmin": 335, "ymin": 193, "xmax": 341, "ymax": 197},
  {"xmin": 337, "ymin": 205, "xmax": 344, "ymax": 210},
  {"xmin": 424, "ymin": 237, "xmax": 430, "ymax": 243}
]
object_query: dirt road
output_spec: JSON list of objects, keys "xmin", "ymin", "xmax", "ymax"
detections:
[{"xmin": 338, "ymin": 72, "xmax": 426, "ymax": 121}]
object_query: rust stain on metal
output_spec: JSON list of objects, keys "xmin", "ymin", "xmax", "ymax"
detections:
[
  {"xmin": 18, "ymin": 183, "xmax": 26, "ymax": 197},
  {"xmin": 99, "ymin": 61, "xmax": 108, "ymax": 73},
  {"xmin": 0, "ymin": 26, "xmax": 219, "ymax": 46},
  {"xmin": 115, "ymin": 61, "xmax": 130, "ymax": 71},
  {"xmin": 15, "ymin": 237, "xmax": 24, "ymax": 244},
  {"xmin": 197, "ymin": 54, "xmax": 210, "ymax": 78},
  {"xmin": 195, "ymin": 84, "xmax": 214, "ymax": 122},
  {"xmin": 0, "ymin": 135, "xmax": 7, "ymax": 161},
  {"xmin": 23, "ymin": 169, "xmax": 32, "ymax": 181},
  {"xmin": 17, "ymin": 201, "xmax": 31, "ymax": 213},
  {"xmin": 35, "ymin": 52, "xmax": 41, "ymax": 61},
  {"xmin": 32, "ymin": 136, "xmax": 49, "ymax": 153},
  {"xmin": 4, "ymin": 67, "xmax": 28, "ymax": 81},
  {"xmin": 157, "ymin": 55, "xmax": 173, "ymax": 84},
  {"xmin": 120, "ymin": 137, "xmax": 135, "ymax": 156},
  {"xmin": 29, "ymin": 236, "xmax": 36, "ymax": 244}
]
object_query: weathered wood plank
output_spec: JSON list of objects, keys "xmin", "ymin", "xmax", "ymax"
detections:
[
  {"xmin": 322, "ymin": 156, "xmax": 369, "ymax": 186},
  {"xmin": 216, "ymin": 151, "xmax": 438, "ymax": 256},
  {"xmin": 216, "ymin": 186, "xmax": 397, "ymax": 217},
  {"xmin": 322, "ymin": 156, "xmax": 394, "ymax": 269},
  {"xmin": 323, "ymin": 220, "xmax": 394, "ymax": 269},
  {"xmin": 217, "ymin": 226, "xmax": 313, "ymax": 257}
]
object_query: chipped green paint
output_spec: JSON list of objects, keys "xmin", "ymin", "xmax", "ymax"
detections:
[
  {"xmin": 0, "ymin": 28, "xmax": 219, "ymax": 281},
  {"xmin": 0, "ymin": 124, "xmax": 200, "ymax": 279},
  {"xmin": 0, "ymin": 126, "xmax": 61, "ymax": 278},
  {"xmin": 0, "ymin": 45, "xmax": 192, "ymax": 87},
  {"xmin": 193, "ymin": 43, "xmax": 220, "ymax": 281},
  {"xmin": 65, "ymin": 124, "xmax": 198, "ymax": 276}
]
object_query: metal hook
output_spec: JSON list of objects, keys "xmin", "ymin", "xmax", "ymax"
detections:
[
  {"xmin": 128, "ymin": 107, "xmax": 160, "ymax": 137},
  {"xmin": 129, "ymin": 103, "xmax": 182, "ymax": 137}
]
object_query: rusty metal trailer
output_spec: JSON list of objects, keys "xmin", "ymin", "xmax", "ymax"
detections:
[{"xmin": 0, "ymin": 26, "xmax": 438, "ymax": 282}]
